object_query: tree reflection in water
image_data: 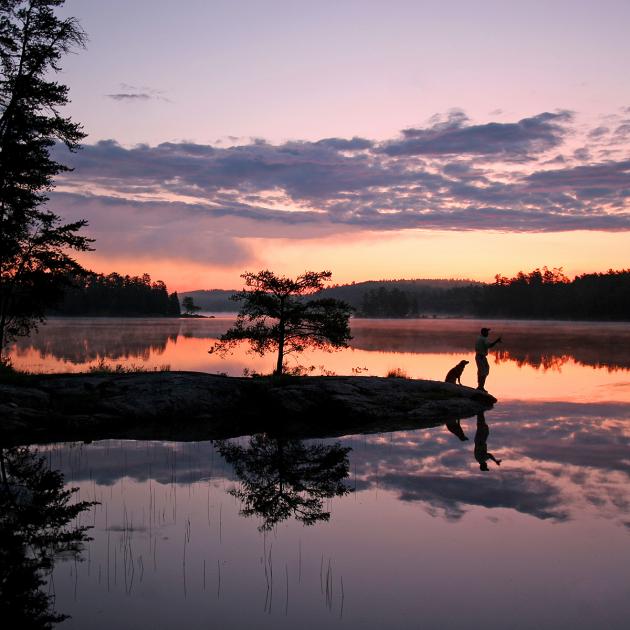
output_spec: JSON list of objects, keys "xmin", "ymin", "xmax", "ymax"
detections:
[
  {"xmin": 215, "ymin": 435, "xmax": 352, "ymax": 531},
  {"xmin": 0, "ymin": 446, "xmax": 96, "ymax": 629}
]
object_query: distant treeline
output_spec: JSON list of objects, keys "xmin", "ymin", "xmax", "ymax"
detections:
[
  {"xmin": 479, "ymin": 268, "xmax": 630, "ymax": 320},
  {"xmin": 165, "ymin": 268, "xmax": 630, "ymax": 321},
  {"xmin": 181, "ymin": 270, "xmax": 630, "ymax": 320},
  {"xmin": 358, "ymin": 285, "xmax": 479, "ymax": 317},
  {"xmin": 357, "ymin": 268, "xmax": 630, "ymax": 320},
  {"xmin": 52, "ymin": 273, "xmax": 181, "ymax": 316}
]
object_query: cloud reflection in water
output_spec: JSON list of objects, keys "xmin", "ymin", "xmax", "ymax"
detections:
[{"xmin": 40, "ymin": 400, "xmax": 630, "ymax": 528}]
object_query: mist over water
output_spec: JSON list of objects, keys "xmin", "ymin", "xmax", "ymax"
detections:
[
  {"xmin": 6, "ymin": 318, "xmax": 630, "ymax": 628},
  {"xmin": 10, "ymin": 317, "xmax": 630, "ymax": 402}
]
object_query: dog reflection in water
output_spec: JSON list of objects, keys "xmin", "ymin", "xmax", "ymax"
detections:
[
  {"xmin": 474, "ymin": 412, "xmax": 502, "ymax": 471},
  {"xmin": 445, "ymin": 419, "xmax": 469, "ymax": 441}
]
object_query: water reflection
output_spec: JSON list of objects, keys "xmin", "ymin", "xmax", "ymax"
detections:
[
  {"xmin": 215, "ymin": 435, "xmax": 352, "ymax": 531},
  {"xmin": 24, "ymin": 398, "xmax": 629, "ymax": 629},
  {"xmin": 8, "ymin": 318, "xmax": 630, "ymax": 374},
  {"xmin": 11, "ymin": 318, "xmax": 180, "ymax": 363},
  {"xmin": 347, "ymin": 401, "xmax": 630, "ymax": 524},
  {"xmin": 37, "ymin": 400, "xmax": 630, "ymax": 528},
  {"xmin": 0, "ymin": 446, "xmax": 95, "ymax": 628},
  {"xmin": 473, "ymin": 412, "xmax": 502, "ymax": 471},
  {"xmin": 349, "ymin": 320, "xmax": 630, "ymax": 371},
  {"xmin": 444, "ymin": 419, "xmax": 469, "ymax": 442}
]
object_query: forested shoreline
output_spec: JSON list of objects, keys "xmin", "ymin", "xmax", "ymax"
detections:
[
  {"xmin": 51, "ymin": 273, "xmax": 181, "ymax": 317},
  {"xmin": 475, "ymin": 268, "xmax": 630, "ymax": 321},
  {"xmin": 354, "ymin": 268, "xmax": 630, "ymax": 320}
]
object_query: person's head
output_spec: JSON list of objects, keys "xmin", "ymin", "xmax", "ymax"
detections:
[{"xmin": 480, "ymin": 327, "xmax": 490, "ymax": 337}]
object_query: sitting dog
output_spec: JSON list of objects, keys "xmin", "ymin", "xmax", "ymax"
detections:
[{"xmin": 445, "ymin": 360, "xmax": 469, "ymax": 385}]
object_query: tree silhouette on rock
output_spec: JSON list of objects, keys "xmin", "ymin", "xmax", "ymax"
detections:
[
  {"xmin": 209, "ymin": 270, "xmax": 353, "ymax": 375},
  {"xmin": 182, "ymin": 296, "xmax": 201, "ymax": 316},
  {"xmin": 215, "ymin": 435, "xmax": 352, "ymax": 531}
]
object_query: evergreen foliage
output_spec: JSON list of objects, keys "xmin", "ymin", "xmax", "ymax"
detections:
[
  {"xmin": 479, "ymin": 268, "xmax": 630, "ymax": 320},
  {"xmin": 357, "ymin": 268, "xmax": 630, "ymax": 320},
  {"xmin": 0, "ymin": 0, "xmax": 91, "ymax": 356},
  {"xmin": 53, "ymin": 272, "xmax": 181, "ymax": 316}
]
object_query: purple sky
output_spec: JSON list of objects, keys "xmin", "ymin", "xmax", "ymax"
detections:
[{"xmin": 52, "ymin": 0, "xmax": 630, "ymax": 289}]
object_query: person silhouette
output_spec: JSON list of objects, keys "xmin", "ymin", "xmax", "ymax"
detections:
[
  {"xmin": 474, "ymin": 412, "xmax": 502, "ymax": 471},
  {"xmin": 475, "ymin": 327, "xmax": 502, "ymax": 392},
  {"xmin": 445, "ymin": 419, "xmax": 469, "ymax": 441}
]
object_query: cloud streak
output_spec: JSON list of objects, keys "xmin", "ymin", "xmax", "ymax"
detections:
[
  {"xmin": 107, "ymin": 93, "xmax": 152, "ymax": 101},
  {"xmin": 105, "ymin": 83, "xmax": 170, "ymax": 103},
  {"xmin": 381, "ymin": 110, "xmax": 572, "ymax": 159}
]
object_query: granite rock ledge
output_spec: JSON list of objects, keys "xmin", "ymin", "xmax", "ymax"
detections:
[{"xmin": 0, "ymin": 372, "xmax": 497, "ymax": 444}]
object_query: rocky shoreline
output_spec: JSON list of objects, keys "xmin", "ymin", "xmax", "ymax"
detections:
[{"xmin": 0, "ymin": 372, "xmax": 497, "ymax": 445}]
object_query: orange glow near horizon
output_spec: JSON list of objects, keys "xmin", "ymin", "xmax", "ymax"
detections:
[{"xmin": 76, "ymin": 229, "xmax": 630, "ymax": 292}]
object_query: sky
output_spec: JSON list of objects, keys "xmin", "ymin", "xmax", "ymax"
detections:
[{"xmin": 49, "ymin": 0, "xmax": 630, "ymax": 290}]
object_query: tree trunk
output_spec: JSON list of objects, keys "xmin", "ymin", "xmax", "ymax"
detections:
[
  {"xmin": 275, "ymin": 325, "xmax": 285, "ymax": 375},
  {"xmin": 275, "ymin": 298, "xmax": 286, "ymax": 375},
  {"xmin": 0, "ymin": 448, "xmax": 8, "ymax": 490},
  {"xmin": 0, "ymin": 305, "xmax": 7, "ymax": 362}
]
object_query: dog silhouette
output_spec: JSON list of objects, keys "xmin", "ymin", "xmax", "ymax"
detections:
[{"xmin": 445, "ymin": 360, "xmax": 469, "ymax": 385}]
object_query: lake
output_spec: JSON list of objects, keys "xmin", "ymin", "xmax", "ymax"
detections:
[{"xmin": 5, "ymin": 318, "xmax": 630, "ymax": 628}]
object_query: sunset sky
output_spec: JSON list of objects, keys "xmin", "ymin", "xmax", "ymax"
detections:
[{"xmin": 52, "ymin": 0, "xmax": 630, "ymax": 291}]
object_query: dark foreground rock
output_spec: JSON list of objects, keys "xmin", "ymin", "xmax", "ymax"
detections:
[{"xmin": 0, "ymin": 372, "xmax": 496, "ymax": 445}]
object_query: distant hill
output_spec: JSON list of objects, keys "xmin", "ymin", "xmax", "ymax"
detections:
[
  {"xmin": 181, "ymin": 279, "xmax": 482, "ymax": 313},
  {"xmin": 180, "ymin": 270, "xmax": 630, "ymax": 320},
  {"xmin": 179, "ymin": 289, "xmax": 238, "ymax": 312},
  {"xmin": 316, "ymin": 278, "xmax": 482, "ymax": 308}
]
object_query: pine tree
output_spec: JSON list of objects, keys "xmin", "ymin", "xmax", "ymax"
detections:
[{"xmin": 0, "ymin": 1, "xmax": 92, "ymax": 357}]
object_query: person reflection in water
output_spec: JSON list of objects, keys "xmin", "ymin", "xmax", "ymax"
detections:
[
  {"xmin": 474, "ymin": 412, "xmax": 502, "ymax": 471},
  {"xmin": 445, "ymin": 419, "xmax": 469, "ymax": 441},
  {"xmin": 475, "ymin": 327, "xmax": 502, "ymax": 392}
]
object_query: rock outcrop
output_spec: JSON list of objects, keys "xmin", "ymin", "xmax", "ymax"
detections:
[{"xmin": 0, "ymin": 372, "xmax": 496, "ymax": 444}]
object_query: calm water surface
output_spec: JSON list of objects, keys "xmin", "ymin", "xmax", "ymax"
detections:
[{"xmin": 6, "ymin": 318, "xmax": 630, "ymax": 628}]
